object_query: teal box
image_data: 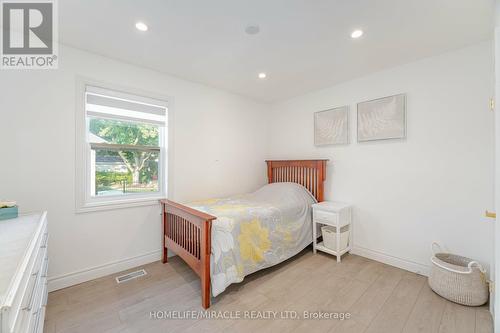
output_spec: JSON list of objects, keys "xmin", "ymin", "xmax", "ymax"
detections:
[{"xmin": 0, "ymin": 206, "xmax": 18, "ymax": 220}]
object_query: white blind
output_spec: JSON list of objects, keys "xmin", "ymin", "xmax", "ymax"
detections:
[{"xmin": 85, "ymin": 85, "xmax": 167, "ymax": 125}]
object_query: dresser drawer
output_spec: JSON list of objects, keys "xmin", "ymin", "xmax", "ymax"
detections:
[
  {"xmin": 11, "ymin": 253, "xmax": 47, "ymax": 333},
  {"xmin": 6, "ymin": 222, "xmax": 48, "ymax": 333},
  {"xmin": 23, "ymin": 278, "xmax": 47, "ymax": 333},
  {"xmin": 33, "ymin": 305, "xmax": 46, "ymax": 333}
]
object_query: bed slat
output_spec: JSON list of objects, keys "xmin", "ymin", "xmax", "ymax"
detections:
[{"xmin": 166, "ymin": 212, "xmax": 204, "ymax": 261}]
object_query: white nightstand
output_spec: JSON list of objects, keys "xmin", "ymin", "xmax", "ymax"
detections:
[{"xmin": 312, "ymin": 201, "xmax": 352, "ymax": 262}]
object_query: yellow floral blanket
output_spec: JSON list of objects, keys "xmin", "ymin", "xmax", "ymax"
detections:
[{"xmin": 188, "ymin": 182, "xmax": 316, "ymax": 296}]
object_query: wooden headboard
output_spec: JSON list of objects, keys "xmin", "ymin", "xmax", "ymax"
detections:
[{"xmin": 266, "ymin": 160, "xmax": 328, "ymax": 202}]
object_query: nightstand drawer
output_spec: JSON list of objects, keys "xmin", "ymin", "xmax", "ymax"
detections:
[{"xmin": 313, "ymin": 210, "xmax": 338, "ymax": 224}]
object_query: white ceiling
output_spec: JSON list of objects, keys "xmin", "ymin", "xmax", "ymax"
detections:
[{"xmin": 60, "ymin": 0, "xmax": 494, "ymax": 103}]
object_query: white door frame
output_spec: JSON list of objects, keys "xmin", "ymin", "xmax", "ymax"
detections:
[{"xmin": 495, "ymin": 3, "xmax": 500, "ymax": 331}]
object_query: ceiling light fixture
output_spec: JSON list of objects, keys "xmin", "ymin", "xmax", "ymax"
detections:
[
  {"xmin": 135, "ymin": 22, "xmax": 148, "ymax": 32},
  {"xmin": 351, "ymin": 29, "xmax": 363, "ymax": 39},
  {"xmin": 258, "ymin": 72, "xmax": 267, "ymax": 79}
]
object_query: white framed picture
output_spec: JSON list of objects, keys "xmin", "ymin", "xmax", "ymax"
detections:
[
  {"xmin": 357, "ymin": 94, "xmax": 406, "ymax": 142},
  {"xmin": 314, "ymin": 106, "xmax": 349, "ymax": 146}
]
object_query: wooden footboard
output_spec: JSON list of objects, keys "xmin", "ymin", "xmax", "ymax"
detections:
[{"xmin": 160, "ymin": 199, "xmax": 216, "ymax": 309}]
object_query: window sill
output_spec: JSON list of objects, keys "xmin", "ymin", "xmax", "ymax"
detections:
[{"xmin": 76, "ymin": 196, "xmax": 164, "ymax": 213}]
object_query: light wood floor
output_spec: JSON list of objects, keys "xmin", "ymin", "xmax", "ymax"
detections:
[{"xmin": 45, "ymin": 249, "xmax": 493, "ymax": 333}]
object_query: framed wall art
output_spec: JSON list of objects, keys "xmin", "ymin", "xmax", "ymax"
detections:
[
  {"xmin": 314, "ymin": 106, "xmax": 349, "ymax": 146},
  {"xmin": 357, "ymin": 94, "xmax": 406, "ymax": 142}
]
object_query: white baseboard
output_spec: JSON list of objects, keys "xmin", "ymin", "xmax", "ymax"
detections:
[
  {"xmin": 351, "ymin": 246, "xmax": 430, "ymax": 276},
  {"xmin": 48, "ymin": 249, "xmax": 162, "ymax": 292},
  {"xmin": 48, "ymin": 246, "xmax": 430, "ymax": 292}
]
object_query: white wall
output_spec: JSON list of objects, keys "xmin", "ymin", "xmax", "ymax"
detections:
[
  {"xmin": 0, "ymin": 45, "xmax": 269, "ymax": 290},
  {"xmin": 268, "ymin": 42, "xmax": 495, "ymax": 275}
]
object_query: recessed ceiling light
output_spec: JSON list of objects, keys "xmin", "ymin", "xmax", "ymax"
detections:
[
  {"xmin": 258, "ymin": 72, "xmax": 267, "ymax": 79},
  {"xmin": 351, "ymin": 29, "xmax": 363, "ymax": 39},
  {"xmin": 245, "ymin": 25, "xmax": 260, "ymax": 35},
  {"xmin": 135, "ymin": 22, "xmax": 148, "ymax": 32}
]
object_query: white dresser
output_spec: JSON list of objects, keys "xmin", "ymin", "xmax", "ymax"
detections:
[{"xmin": 0, "ymin": 213, "xmax": 49, "ymax": 333}]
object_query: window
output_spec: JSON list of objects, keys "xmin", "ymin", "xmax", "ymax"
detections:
[{"xmin": 77, "ymin": 83, "xmax": 168, "ymax": 211}]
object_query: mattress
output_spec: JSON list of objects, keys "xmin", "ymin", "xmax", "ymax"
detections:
[{"xmin": 188, "ymin": 182, "xmax": 316, "ymax": 296}]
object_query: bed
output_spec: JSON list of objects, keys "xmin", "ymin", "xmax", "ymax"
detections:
[{"xmin": 160, "ymin": 159, "xmax": 328, "ymax": 308}]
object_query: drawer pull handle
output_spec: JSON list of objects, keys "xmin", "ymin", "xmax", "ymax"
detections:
[
  {"xmin": 22, "ymin": 271, "xmax": 39, "ymax": 311},
  {"xmin": 41, "ymin": 258, "xmax": 49, "ymax": 278},
  {"xmin": 40, "ymin": 233, "xmax": 49, "ymax": 248},
  {"xmin": 42, "ymin": 283, "xmax": 48, "ymax": 307},
  {"xmin": 32, "ymin": 309, "xmax": 41, "ymax": 333}
]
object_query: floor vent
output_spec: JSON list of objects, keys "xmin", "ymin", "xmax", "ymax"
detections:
[{"xmin": 115, "ymin": 269, "xmax": 147, "ymax": 284}]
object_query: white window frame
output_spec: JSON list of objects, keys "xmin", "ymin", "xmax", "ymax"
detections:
[{"xmin": 76, "ymin": 77, "xmax": 172, "ymax": 213}]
